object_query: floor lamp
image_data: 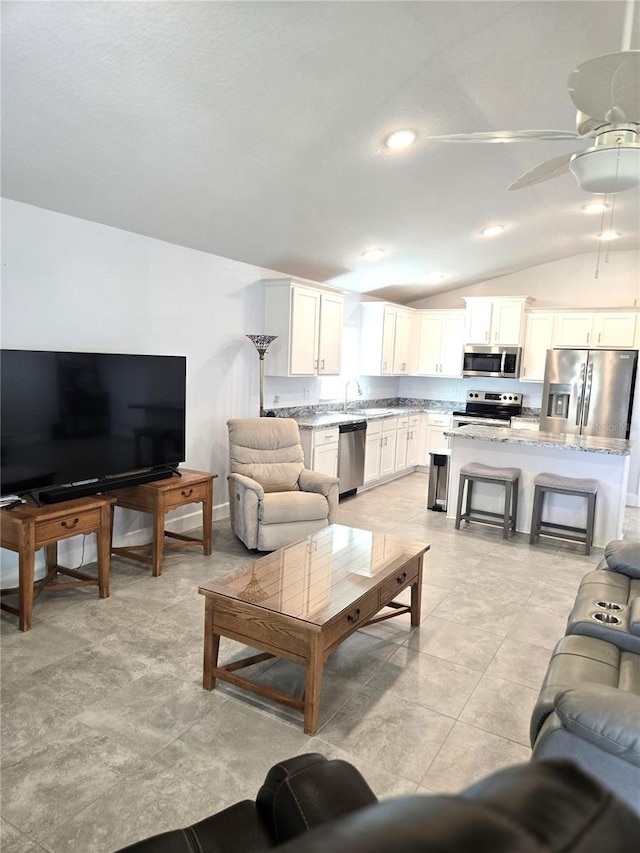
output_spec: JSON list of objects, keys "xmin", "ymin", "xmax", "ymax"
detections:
[{"xmin": 246, "ymin": 334, "xmax": 278, "ymax": 416}]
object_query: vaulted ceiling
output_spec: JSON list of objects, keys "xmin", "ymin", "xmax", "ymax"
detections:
[{"xmin": 2, "ymin": 1, "xmax": 639, "ymax": 304}]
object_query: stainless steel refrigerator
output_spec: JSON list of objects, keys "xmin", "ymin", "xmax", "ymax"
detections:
[{"xmin": 540, "ymin": 349, "xmax": 637, "ymax": 439}]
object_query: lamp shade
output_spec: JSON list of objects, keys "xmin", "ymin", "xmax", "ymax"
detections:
[
  {"xmin": 569, "ymin": 145, "xmax": 640, "ymax": 194},
  {"xmin": 246, "ymin": 334, "xmax": 278, "ymax": 356}
]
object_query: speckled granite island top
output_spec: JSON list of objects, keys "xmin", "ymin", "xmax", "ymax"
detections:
[{"xmin": 445, "ymin": 424, "xmax": 631, "ymax": 456}]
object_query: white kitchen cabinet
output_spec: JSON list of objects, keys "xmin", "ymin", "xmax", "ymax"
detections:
[
  {"xmin": 553, "ymin": 312, "xmax": 595, "ymax": 348},
  {"xmin": 463, "ymin": 297, "xmax": 530, "ymax": 346},
  {"xmin": 363, "ymin": 420, "xmax": 383, "ymax": 484},
  {"xmin": 521, "ymin": 312, "xmax": 555, "ymax": 382},
  {"xmin": 394, "ymin": 416, "xmax": 409, "ymax": 472},
  {"xmin": 554, "ymin": 311, "xmax": 638, "ymax": 349},
  {"xmin": 593, "ymin": 312, "xmax": 637, "ymax": 348},
  {"xmin": 264, "ymin": 279, "xmax": 344, "ymax": 377},
  {"xmin": 416, "ymin": 311, "xmax": 465, "ymax": 377},
  {"xmin": 425, "ymin": 413, "xmax": 452, "ymax": 460},
  {"xmin": 300, "ymin": 426, "xmax": 339, "ymax": 477},
  {"xmin": 510, "ymin": 418, "xmax": 539, "ymax": 431},
  {"xmin": 359, "ymin": 302, "xmax": 416, "ymax": 376},
  {"xmin": 379, "ymin": 417, "xmax": 398, "ymax": 477},
  {"xmin": 406, "ymin": 415, "xmax": 421, "ymax": 467}
]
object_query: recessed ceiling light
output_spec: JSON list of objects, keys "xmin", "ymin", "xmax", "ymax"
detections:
[
  {"xmin": 598, "ymin": 231, "xmax": 620, "ymax": 241},
  {"xmin": 481, "ymin": 225, "xmax": 504, "ymax": 237},
  {"xmin": 583, "ymin": 202, "xmax": 607, "ymax": 213},
  {"xmin": 362, "ymin": 248, "xmax": 385, "ymax": 261},
  {"xmin": 424, "ymin": 273, "xmax": 445, "ymax": 284},
  {"xmin": 385, "ymin": 130, "xmax": 416, "ymax": 150}
]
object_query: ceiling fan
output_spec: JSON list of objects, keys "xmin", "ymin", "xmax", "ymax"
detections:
[{"xmin": 426, "ymin": 49, "xmax": 640, "ymax": 194}]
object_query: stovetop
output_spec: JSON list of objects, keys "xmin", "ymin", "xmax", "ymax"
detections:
[{"xmin": 453, "ymin": 391, "xmax": 523, "ymax": 420}]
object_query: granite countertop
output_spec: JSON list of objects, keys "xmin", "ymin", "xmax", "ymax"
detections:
[
  {"xmin": 296, "ymin": 406, "xmax": 434, "ymax": 429},
  {"xmin": 444, "ymin": 424, "xmax": 631, "ymax": 456}
]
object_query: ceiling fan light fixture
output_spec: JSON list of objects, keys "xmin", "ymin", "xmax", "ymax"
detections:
[
  {"xmin": 598, "ymin": 231, "xmax": 621, "ymax": 241},
  {"xmin": 424, "ymin": 272, "xmax": 445, "ymax": 284},
  {"xmin": 569, "ymin": 145, "xmax": 640, "ymax": 194},
  {"xmin": 582, "ymin": 202, "xmax": 608, "ymax": 213},
  {"xmin": 362, "ymin": 247, "xmax": 385, "ymax": 261},
  {"xmin": 385, "ymin": 129, "xmax": 416, "ymax": 150},
  {"xmin": 481, "ymin": 225, "xmax": 504, "ymax": 237}
]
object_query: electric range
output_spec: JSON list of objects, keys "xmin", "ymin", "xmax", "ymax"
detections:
[{"xmin": 452, "ymin": 390, "xmax": 523, "ymax": 428}]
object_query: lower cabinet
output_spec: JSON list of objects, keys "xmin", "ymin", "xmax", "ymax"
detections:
[
  {"xmin": 379, "ymin": 418, "xmax": 398, "ymax": 477},
  {"xmin": 425, "ymin": 413, "xmax": 452, "ymax": 462},
  {"xmin": 300, "ymin": 426, "xmax": 339, "ymax": 477},
  {"xmin": 363, "ymin": 420, "xmax": 383, "ymax": 484}
]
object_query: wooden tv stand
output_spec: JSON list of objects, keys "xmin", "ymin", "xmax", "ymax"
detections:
[{"xmin": 110, "ymin": 468, "xmax": 217, "ymax": 576}]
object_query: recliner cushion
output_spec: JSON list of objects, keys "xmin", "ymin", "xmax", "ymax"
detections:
[
  {"xmin": 260, "ymin": 491, "xmax": 329, "ymax": 525},
  {"xmin": 605, "ymin": 540, "xmax": 640, "ymax": 578},
  {"xmin": 228, "ymin": 418, "xmax": 305, "ymax": 492}
]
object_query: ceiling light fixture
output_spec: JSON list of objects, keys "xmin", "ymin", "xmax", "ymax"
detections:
[
  {"xmin": 425, "ymin": 273, "xmax": 445, "ymax": 284},
  {"xmin": 583, "ymin": 202, "xmax": 608, "ymax": 213},
  {"xmin": 598, "ymin": 231, "xmax": 620, "ymax": 240},
  {"xmin": 385, "ymin": 130, "xmax": 416, "ymax": 150},
  {"xmin": 481, "ymin": 225, "xmax": 504, "ymax": 237},
  {"xmin": 362, "ymin": 248, "xmax": 385, "ymax": 261}
]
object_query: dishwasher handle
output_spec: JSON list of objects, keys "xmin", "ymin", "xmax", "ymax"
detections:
[{"xmin": 339, "ymin": 421, "xmax": 367, "ymax": 433}]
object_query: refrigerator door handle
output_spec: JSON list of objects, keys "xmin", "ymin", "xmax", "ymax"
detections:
[
  {"xmin": 582, "ymin": 362, "xmax": 594, "ymax": 429},
  {"xmin": 575, "ymin": 363, "xmax": 586, "ymax": 426}
]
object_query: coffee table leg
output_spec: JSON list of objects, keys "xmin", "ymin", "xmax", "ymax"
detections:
[
  {"xmin": 203, "ymin": 597, "xmax": 220, "ymax": 691},
  {"xmin": 304, "ymin": 634, "xmax": 323, "ymax": 735},
  {"xmin": 410, "ymin": 555, "xmax": 424, "ymax": 626}
]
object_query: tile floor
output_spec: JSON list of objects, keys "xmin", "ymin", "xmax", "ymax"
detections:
[{"xmin": 1, "ymin": 473, "xmax": 638, "ymax": 852}]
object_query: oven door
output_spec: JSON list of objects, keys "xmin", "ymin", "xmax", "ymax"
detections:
[
  {"xmin": 453, "ymin": 416, "xmax": 512, "ymax": 428},
  {"xmin": 462, "ymin": 346, "xmax": 522, "ymax": 378}
]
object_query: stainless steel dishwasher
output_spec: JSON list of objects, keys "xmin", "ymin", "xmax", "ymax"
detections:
[{"xmin": 338, "ymin": 421, "xmax": 367, "ymax": 498}]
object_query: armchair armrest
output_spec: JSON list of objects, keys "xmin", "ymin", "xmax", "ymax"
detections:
[
  {"xmin": 228, "ymin": 471, "xmax": 265, "ymax": 500},
  {"xmin": 299, "ymin": 469, "xmax": 339, "ymax": 497},
  {"xmin": 554, "ymin": 685, "xmax": 640, "ymax": 767}
]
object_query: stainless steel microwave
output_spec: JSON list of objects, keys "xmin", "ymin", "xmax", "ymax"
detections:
[{"xmin": 462, "ymin": 345, "xmax": 522, "ymax": 378}]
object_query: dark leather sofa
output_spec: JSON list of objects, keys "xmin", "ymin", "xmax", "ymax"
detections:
[{"xmin": 116, "ymin": 752, "xmax": 640, "ymax": 852}]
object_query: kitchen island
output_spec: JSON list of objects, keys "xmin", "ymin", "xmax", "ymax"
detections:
[{"xmin": 444, "ymin": 425, "xmax": 632, "ymax": 548}]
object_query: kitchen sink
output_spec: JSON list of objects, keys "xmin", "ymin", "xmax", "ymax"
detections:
[{"xmin": 341, "ymin": 408, "xmax": 398, "ymax": 416}]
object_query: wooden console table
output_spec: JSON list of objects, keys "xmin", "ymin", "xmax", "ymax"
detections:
[
  {"xmin": 110, "ymin": 469, "xmax": 217, "ymax": 576},
  {"xmin": 0, "ymin": 495, "xmax": 116, "ymax": 632}
]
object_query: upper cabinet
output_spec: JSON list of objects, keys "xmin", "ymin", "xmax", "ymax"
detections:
[
  {"xmin": 463, "ymin": 297, "xmax": 531, "ymax": 346},
  {"xmin": 359, "ymin": 303, "xmax": 416, "ymax": 376},
  {"xmin": 554, "ymin": 311, "xmax": 638, "ymax": 349},
  {"xmin": 416, "ymin": 311, "xmax": 465, "ymax": 377},
  {"xmin": 264, "ymin": 279, "xmax": 344, "ymax": 377},
  {"xmin": 521, "ymin": 312, "xmax": 555, "ymax": 382}
]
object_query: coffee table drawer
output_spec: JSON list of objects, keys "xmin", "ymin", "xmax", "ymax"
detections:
[
  {"xmin": 323, "ymin": 587, "xmax": 380, "ymax": 648},
  {"xmin": 378, "ymin": 560, "xmax": 419, "ymax": 605}
]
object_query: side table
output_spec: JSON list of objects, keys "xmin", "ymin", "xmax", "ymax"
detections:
[
  {"xmin": 0, "ymin": 495, "xmax": 116, "ymax": 632},
  {"xmin": 110, "ymin": 469, "xmax": 217, "ymax": 576}
]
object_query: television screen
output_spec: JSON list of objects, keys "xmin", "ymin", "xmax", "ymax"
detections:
[{"xmin": 1, "ymin": 350, "xmax": 186, "ymax": 497}]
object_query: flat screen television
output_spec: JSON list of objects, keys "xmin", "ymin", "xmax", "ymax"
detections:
[{"xmin": 1, "ymin": 350, "xmax": 186, "ymax": 502}]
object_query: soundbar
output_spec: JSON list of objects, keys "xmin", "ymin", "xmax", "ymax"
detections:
[{"xmin": 38, "ymin": 467, "xmax": 175, "ymax": 504}]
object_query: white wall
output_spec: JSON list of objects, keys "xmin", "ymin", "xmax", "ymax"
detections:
[
  {"xmin": 0, "ymin": 199, "xmax": 282, "ymax": 581},
  {"xmin": 408, "ymin": 250, "xmax": 640, "ymax": 310}
]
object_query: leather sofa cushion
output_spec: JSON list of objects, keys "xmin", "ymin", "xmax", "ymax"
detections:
[
  {"xmin": 555, "ymin": 685, "xmax": 640, "ymax": 768},
  {"xmin": 260, "ymin": 492, "xmax": 329, "ymax": 525},
  {"xmin": 605, "ymin": 540, "xmax": 640, "ymax": 578}
]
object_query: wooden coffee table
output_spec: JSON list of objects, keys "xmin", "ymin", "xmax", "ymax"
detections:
[{"xmin": 199, "ymin": 524, "xmax": 429, "ymax": 734}]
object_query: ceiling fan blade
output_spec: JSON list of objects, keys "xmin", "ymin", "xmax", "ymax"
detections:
[
  {"xmin": 426, "ymin": 129, "xmax": 580, "ymax": 143},
  {"xmin": 508, "ymin": 152, "xmax": 574, "ymax": 190},
  {"xmin": 567, "ymin": 50, "xmax": 640, "ymax": 123}
]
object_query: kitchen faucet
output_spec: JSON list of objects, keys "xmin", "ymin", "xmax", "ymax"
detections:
[{"xmin": 344, "ymin": 379, "xmax": 362, "ymax": 410}]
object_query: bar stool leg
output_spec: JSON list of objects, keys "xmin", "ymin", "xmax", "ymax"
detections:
[
  {"xmin": 529, "ymin": 485, "xmax": 543, "ymax": 545},
  {"xmin": 501, "ymin": 481, "xmax": 511, "ymax": 539},
  {"xmin": 455, "ymin": 474, "xmax": 466, "ymax": 529},
  {"xmin": 465, "ymin": 479, "xmax": 474, "ymax": 520},
  {"xmin": 585, "ymin": 492, "xmax": 596, "ymax": 556},
  {"xmin": 511, "ymin": 479, "xmax": 519, "ymax": 535}
]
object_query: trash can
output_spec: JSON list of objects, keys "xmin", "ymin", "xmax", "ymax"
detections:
[{"xmin": 427, "ymin": 449, "xmax": 451, "ymax": 512}]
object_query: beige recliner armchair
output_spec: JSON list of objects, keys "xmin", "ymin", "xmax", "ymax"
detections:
[{"xmin": 227, "ymin": 418, "xmax": 339, "ymax": 551}]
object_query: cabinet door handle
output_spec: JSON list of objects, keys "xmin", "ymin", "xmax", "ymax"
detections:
[
  {"xmin": 320, "ymin": 359, "xmax": 325, "ymax": 370},
  {"xmin": 347, "ymin": 608, "xmax": 361, "ymax": 624},
  {"xmin": 61, "ymin": 517, "xmax": 80, "ymax": 529},
  {"xmin": 181, "ymin": 488, "xmax": 194, "ymax": 498},
  {"xmin": 598, "ymin": 332, "xmax": 601, "ymax": 344},
  {"xmin": 586, "ymin": 332, "xmax": 590, "ymax": 344},
  {"xmin": 396, "ymin": 572, "xmax": 407, "ymax": 585},
  {"xmin": 382, "ymin": 361, "xmax": 387, "ymax": 371}
]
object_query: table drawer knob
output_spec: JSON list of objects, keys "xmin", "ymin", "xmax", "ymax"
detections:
[
  {"xmin": 396, "ymin": 572, "xmax": 407, "ymax": 585},
  {"xmin": 61, "ymin": 517, "xmax": 80, "ymax": 529},
  {"xmin": 181, "ymin": 488, "xmax": 194, "ymax": 498},
  {"xmin": 347, "ymin": 608, "xmax": 361, "ymax": 624}
]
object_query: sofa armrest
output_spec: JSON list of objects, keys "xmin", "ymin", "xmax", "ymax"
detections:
[
  {"xmin": 554, "ymin": 685, "xmax": 640, "ymax": 767},
  {"xmin": 604, "ymin": 541, "xmax": 640, "ymax": 578},
  {"xmin": 228, "ymin": 471, "xmax": 265, "ymax": 500},
  {"xmin": 298, "ymin": 469, "xmax": 339, "ymax": 496}
]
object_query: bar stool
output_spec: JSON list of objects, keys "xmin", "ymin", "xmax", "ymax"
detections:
[
  {"xmin": 455, "ymin": 463, "xmax": 521, "ymax": 539},
  {"xmin": 529, "ymin": 473, "xmax": 597, "ymax": 556}
]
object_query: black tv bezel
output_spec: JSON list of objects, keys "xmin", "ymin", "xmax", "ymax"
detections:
[{"xmin": 1, "ymin": 349, "xmax": 187, "ymax": 503}]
